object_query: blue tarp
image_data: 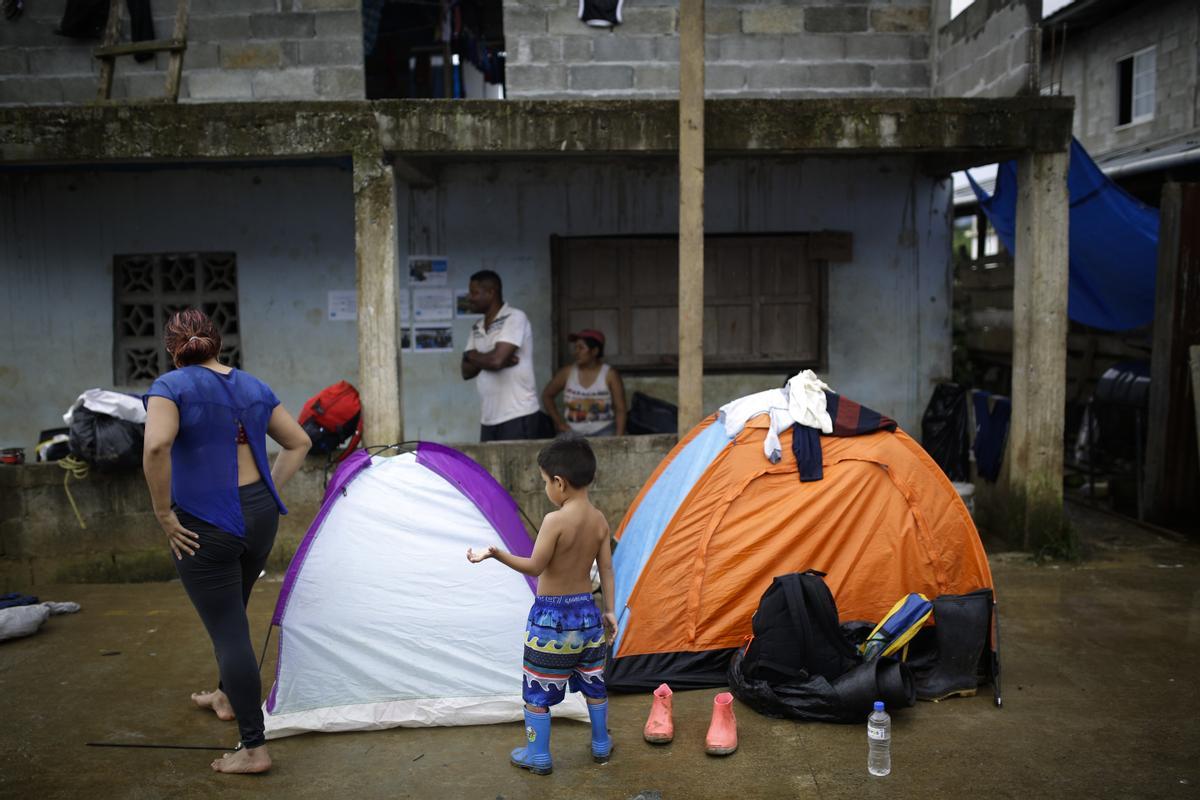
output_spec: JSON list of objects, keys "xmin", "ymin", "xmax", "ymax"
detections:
[{"xmin": 967, "ymin": 138, "xmax": 1159, "ymax": 332}]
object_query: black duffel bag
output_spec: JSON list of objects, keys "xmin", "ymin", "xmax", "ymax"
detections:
[
  {"xmin": 68, "ymin": 406, "xmax": 144, "ymax": 469},
  {"xmin": 728, "ymin": 571, "xmax": 914, "ymax": 723}
]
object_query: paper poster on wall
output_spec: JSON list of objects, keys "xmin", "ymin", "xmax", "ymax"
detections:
[
  {"xmin": 327, "ymin": 290, "xmax": 357, "ymax": 321},
  {"xmin": 400, "ymin": 288, "xmax": 411, "ymax": 326},
  {"xmin": 408, "ymin": 255, "xmax": 449, "ymax": 287},
  {"xmin": 412, "ymin": 288, "xmax": 454, "ymax": 322},
  {"xmin": 414, "ymin": 326, "xmax": 453, "ymax": 352},
  {"xmin": 455, "ymin": 289, "xmax": 480, "ymax": 318}
]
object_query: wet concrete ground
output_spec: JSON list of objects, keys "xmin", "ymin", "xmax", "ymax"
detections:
[{"xmin": 2, "ymin": 504, "xmax": 1197, "ymax": 800}]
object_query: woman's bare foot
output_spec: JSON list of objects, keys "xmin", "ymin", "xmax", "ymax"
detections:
[
  {"xmin": 211, "ymin": 745, "xmax": 271, "ymax": 774},
  {"xmin": 191, "ymin": 689, "xmax": 235, "ymax": 721}
]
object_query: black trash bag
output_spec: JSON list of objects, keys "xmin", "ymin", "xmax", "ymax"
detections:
[
  {"xmin": 36, "ymin": 427, "xmax": 71, "ymax": 462},
  {"xmin": 57, "ymin": 0, "xmax": 155, "ymax": 61},
  {"xmin": 626, "ymin": 391, "xmax": 677, "ymax": 435},
  {"xmin": 920, "ymin": 382, "xmax": 971, "ymax": 481},
  {"xmin": 728, "ymin": 647, "xmax": 852, "ymax": 723},
  {"xmin": 68, "ymin": 406, "xmax": 144, "ymax": 469}
]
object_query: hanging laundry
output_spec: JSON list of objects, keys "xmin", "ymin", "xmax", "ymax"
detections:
[
  {"xmin": 580, "ymin": 0, "xmax": 623, "ymax": 28},
  {"xmin": 57, "ymin": 0, "xmax": 155, "ymax": 61},
  {"xmin": 972, "ymin": 392, "xmax": 1011, "ymax": 483},
  {"xmin": 362, "ymin": 0, "xmax": 385, "ymax": 57}
]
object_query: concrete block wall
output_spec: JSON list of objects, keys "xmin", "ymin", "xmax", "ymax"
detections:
[
  {"xmin": 932, "ymin": 0, "xmax": 1039, "ymax": 97},
  {"xmin": 1039, "ymin": 0, "xmax": 1199, "ymax": 159},
  {"xmin": 504, "ymin": 0, "xmax": 933, "ymax": 98},
  {"xmin": 0, "ymin": 436, "xmax": 676, "ymax": 588},
  {"xmin": 0, "ymin": 0, "xmax": 363, "ymax": 104},
  {"xmin": 455, "ymin": 434, "xmax": 676, "ymax": 538}
]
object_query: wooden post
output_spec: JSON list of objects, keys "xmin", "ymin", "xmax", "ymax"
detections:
[
  {"xmin": 677, "ymin": 0, "xmax": 705, "ymax": 432},
  {"xmin": 353, "ymin": 148, "xmax": 403, "ymax": 446},
  {"xmin": 1008, "ymin": 150, "xmax": 1069, "ymax": 547},
  {"xmin": 163, "ymin": 0, "xmax": 190, "ymax": 102},
  {"xmin": 1144, "ymin": 183, "xmax": 1200, "ymax": 524},
  {"xmin": 96, "ymin": 0, "xmax": 122, "ymax": 100}
]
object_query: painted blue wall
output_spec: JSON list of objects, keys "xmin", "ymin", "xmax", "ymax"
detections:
[
  {"xmin": 0, "ymin": 164, "xmax": 357, "ymax": 451},
  {"xmin": 1, "ymin": 157, "xmax": 952, "ymax": 452},
  {"xmin": 399, "ymin": 157, "xmax": 953, "ymax": 441}
]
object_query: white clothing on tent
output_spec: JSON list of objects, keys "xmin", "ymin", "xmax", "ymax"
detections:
[
  {"xmin": 465, "ymin": 303, "xmax": 540, "ymax": 426},
  {"xmin": 564, "ymin": 363, "xmax": 615, "ymax": 436},
  {"xmin": 785, "ymin": 370, "xmax": 833, "ymax": 434},
  {"xmin": 719, "ymin": 372, "xmax": 836, "ymax": 463},
  {"xmin": 719, "ymin": 388, "xmax": 793, "ymax": 463}
]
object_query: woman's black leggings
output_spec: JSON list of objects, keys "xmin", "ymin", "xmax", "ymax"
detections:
[{"xmin": 174, "ymin": 482, "xmax": 279, "ymax": 749}]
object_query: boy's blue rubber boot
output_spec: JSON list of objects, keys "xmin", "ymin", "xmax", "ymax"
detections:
[
  {"xmin": 588, "ymin": 700, "xmax": 613, "ymax": 763},
  {"xmin": 511, "ymin": 708, "xmax": 553, "ymax": 775}
]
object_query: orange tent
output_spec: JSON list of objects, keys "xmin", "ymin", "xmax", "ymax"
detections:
[{"xmin": 607, "ymin": 412, "xmax": 994, "ymax": 690}]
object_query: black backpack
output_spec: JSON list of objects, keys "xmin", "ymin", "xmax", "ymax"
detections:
[{"xmin": 740, "ymin": 570, "xmax": 859, "ymax": 684}]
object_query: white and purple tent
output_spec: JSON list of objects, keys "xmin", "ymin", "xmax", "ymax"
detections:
[{"xmin": 262, "ymin": 443, "xmax": 588, "ymax": 738}]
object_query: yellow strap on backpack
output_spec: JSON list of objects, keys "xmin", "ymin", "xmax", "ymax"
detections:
[{"xmin": 860, "ymin": 593, "xmax": 933, "ymax": 661}]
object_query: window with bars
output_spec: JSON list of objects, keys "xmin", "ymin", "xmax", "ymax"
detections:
[
  {"xmin": 1116, "ymin": 47, "xmax": 1155, "ymax": 127},
  {"xmin": 113, "ymin": 253, "xmax": 241, "ymax": 385}
]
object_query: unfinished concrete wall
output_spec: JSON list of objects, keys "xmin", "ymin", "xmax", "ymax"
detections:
[
  {"xmin": 400, "ymin": 157, "xmax": 953, "ymax": 441},
  {"xmin": 0, "ymin": 0, "xmax": 363, "ymax": 104},
  {"xmin": 504, "ymin": 0, "xmax": 933, "ymax": 98},
  {"xmin": 932, "ymin": 0, "xmax": 1039, "ymax": 97},
  {"xmin": 1040, "ymin": 0, "xmax": 1199, "ymax": 160},
  {"xmin": 0, "ymin": 435, "xmax": 676, "ymax": 588},
  {"xmin": 0, "ymin": 164, "xmax": 358, "ymax": 453}
]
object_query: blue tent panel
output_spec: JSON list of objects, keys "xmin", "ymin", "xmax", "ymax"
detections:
[
  {"xmin": 968, "ymin": 138, "xmax": 1159, "ymax": 332},
  {"xmin": 611, "ymin": 421, "xmax": 731, "ymax": 651}
]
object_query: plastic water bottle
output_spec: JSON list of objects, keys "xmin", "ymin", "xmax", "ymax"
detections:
[{"xmin": 867, "ymin": 700, "xmax": 891, "ymax": 777}]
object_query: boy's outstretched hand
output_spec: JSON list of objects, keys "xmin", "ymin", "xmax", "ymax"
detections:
[
  {"xmin": 602, "ymin": 611, "xmax": 618, "ymax": 643},
  {"xmin": 466, "ymin": 546, "xmax": 498, "ymax": 563}
]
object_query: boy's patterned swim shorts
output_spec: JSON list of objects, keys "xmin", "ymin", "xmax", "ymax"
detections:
[{"xmin": 521, "ymin": 593, "xmax": 607, "ymax": 707}]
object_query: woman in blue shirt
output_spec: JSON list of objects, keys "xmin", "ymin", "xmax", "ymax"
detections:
[{"xmin": 142, "ymin": 309, "xmax": 311, "ymax": 774}]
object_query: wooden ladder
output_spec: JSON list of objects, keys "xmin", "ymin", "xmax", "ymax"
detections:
[{"xmin": 95, "ymin": 0, "xmax": 190, "ymax": 102}]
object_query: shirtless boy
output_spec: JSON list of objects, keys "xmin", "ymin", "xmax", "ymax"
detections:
[{"xmin": 467, "ymin": 436, "xmax": 616, "ymax": 776}]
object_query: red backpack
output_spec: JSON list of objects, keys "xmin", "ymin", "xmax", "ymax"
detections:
[{"xmin": 298, "ymin": 381, "xmax": 362, "ymax": 461}]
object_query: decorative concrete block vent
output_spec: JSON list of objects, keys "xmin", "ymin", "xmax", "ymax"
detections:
[
  {"xmin": 503, "ymin": 0, "xmax": 934, "ymax": 99},
  {"xmin": 0, "ymin": 0, "xmax": 366, "ymax": 105}
]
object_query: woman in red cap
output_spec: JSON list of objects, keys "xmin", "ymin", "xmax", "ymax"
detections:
[{"xmin": 541, "ymin": 329, "xmax": 627, "ymax": 436}]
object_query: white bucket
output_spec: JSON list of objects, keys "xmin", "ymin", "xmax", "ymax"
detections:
[{"xmin": 952, "ymin": 481, "xmax": 976, "ymax": 518}]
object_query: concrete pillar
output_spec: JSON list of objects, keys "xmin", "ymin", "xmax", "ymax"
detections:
[
  {"xmin": 677, "ymin": 0, "xmax": 705, "ymax": 432},
  {"xmin": 1007, "ymin": 149, "xmax": 1069, "ymax": 546},
  {"xmin": 353, "ymin": 149, "xmax": 403, "ymax": 446}
]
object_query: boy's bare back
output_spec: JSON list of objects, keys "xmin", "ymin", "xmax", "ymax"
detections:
[{"xmin": 534, "ymin": 501, "xmax": 610, "ymax": 597}]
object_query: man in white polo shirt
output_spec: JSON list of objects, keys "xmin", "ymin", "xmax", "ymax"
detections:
[{"xmin": 461, "ymin": 270, "xmax": 541, "ymax": 441}]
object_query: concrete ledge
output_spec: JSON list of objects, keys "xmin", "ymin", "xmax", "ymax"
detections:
[
  {"xmin": 0, "ymin": 97, "xmax": 1074, "ymax": 165},
  {"xmin": 0, "ymin": 435, "xmax": 676, "ymax": 589}
]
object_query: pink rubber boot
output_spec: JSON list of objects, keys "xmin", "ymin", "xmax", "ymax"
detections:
[
  {"xmin": 643, "ymin": 683, "xmax": 674, "ymax": 744},
  {"xmin": 705, "ymin": 692, "xmax": 738, "ymax": 756}
]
